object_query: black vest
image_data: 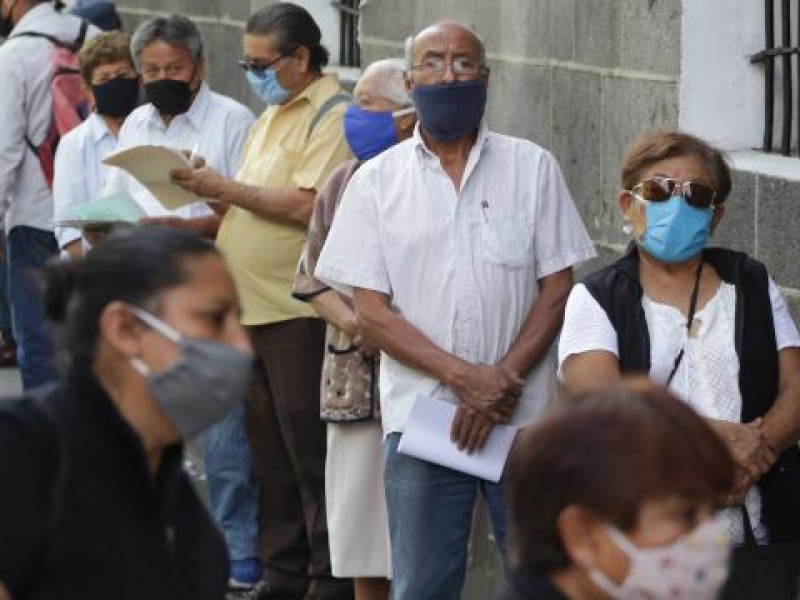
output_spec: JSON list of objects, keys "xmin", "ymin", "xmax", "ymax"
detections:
[{"xmin": 583, "ymin": 245, "xmax": 800, "ymax": 543}]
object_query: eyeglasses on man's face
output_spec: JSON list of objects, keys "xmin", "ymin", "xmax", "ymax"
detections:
[
  {"xmin": 631, "ymin": 176, "xmax": 718, "ymax": 209},
  {"xmin": 237, "ymin": 53, "xmax": 288, "ymax": 78},
  {"xmin": 411, "ymin": 56, "xmax": 485, "ymax": 80}
]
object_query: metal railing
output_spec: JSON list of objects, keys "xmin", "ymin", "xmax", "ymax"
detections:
[
  {"xmin": 751, "ymin": 0, "xmax": 799, "ymax": 156},
  {"xmin": 332, "ymin": 0, "xmax": 360, "ymax": 68}
]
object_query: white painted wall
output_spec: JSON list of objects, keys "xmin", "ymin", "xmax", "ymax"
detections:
[
  {"xmin": 291, "ymin": 0, "xmax": 343, "ymax": 65},
  {"xmin": 679, "ymin": 0, "xmax": 769, "ymax": 151}
]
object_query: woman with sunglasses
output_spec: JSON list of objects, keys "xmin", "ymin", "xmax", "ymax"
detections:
[{"xmin": 558, "ymin": 129, "xmax": 800, "ymax": 547}]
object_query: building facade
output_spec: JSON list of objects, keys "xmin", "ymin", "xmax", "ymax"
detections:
[{"xmin": 113, "ymin": 0, "xmax": 800, "ymax": 314}]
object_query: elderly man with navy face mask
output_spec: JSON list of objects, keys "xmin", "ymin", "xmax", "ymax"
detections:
[{"xmin": 316, "ymin": 21, "xmax": 596, "ymax": 599}]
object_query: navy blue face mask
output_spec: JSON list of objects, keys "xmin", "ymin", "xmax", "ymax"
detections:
[{"xmin": 411, "ymin": 79, "xmax": 487, "ymax": 142}]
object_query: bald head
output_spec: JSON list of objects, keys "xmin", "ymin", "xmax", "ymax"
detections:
[{"xmin": 409, "ymin": 20, "xmax": 486, "ymax": 69}]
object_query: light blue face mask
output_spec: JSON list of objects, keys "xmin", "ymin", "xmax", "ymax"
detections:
[
  {"xmin": 246, "ymin": 69, "xmax": 290, "ymax": 105},
  {"xmin": 640, "ymin": 195, "xmax": 713, "ymax": 263}
]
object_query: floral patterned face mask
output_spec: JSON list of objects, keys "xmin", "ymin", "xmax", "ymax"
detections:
[{"xmin": 589, "ymin": 517, "xmax": 731, "ymax": 600}]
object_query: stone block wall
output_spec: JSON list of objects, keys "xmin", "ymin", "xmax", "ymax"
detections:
[
  {"xmin": 359, "ymin": 0, "xmax": 682, "ymax": 256},
  {"xmin": 117, "ymin": 0, "xmax": 279, "ymax": 114},
  {"xmin": 113, "ymin": 0, "xmax": 800, "ymax": 317}
]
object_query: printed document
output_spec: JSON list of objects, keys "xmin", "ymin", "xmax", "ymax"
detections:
[
  {"xmin": 398, "ymin": 395, "xmax": 519, "ymax": 482},
  {"xmin": 103, "ymin": 145, "xmax": 199, "ymax": 211}
]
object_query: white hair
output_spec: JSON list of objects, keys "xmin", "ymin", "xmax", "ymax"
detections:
[{"xmin": 359, "ymin": 58, "xmax": 413, "ymax": 108}]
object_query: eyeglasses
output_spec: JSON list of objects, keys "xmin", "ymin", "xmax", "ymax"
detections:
[
  {"xmin": 630, "ymin": 176, "xmax": 718, "ymax": 209},
  {"xmin": 237, "ymin": 54, "xmax": 287, "ymax": 78},
  {"xmin": 411, "ymin": 57, "xmax": 484, "ymax": 79}
]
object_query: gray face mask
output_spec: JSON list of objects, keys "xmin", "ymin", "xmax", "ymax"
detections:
[{"xmin": 129, "ymin": 306, "xmax": 253, "ymax": 439}]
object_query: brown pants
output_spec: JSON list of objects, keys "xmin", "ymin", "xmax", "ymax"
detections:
[{"xmin": 246, "ymin": 318, "xmax": 353, "ymax": 599}]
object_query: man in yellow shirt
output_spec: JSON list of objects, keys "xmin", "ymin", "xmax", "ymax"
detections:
[{"xmin": 172, "ymin": 3, "xmax": 352, "ymax": 598}]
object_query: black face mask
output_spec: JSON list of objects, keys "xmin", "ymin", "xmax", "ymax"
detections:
[
  {"xmin": 92, "ymin": 76, "xmax": 141, "ymax": 118},
  {"xmin": 144, "ymin": 78, "xmax": 194, "ymax": 117},
  {"xmin": 0, "ymin": 0, "xmax": 18, "ymax": 38}
]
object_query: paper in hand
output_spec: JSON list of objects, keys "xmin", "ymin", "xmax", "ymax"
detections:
[
  {"xmin": 398, "ymin": 394, "xmax": 519, "ymax": 482},
  {"xmin": 56, "ymin": 191, "xmax": 146, "ymax": 228},
  {"xmin": 102, "ymin": 145, "xmax": 199, "ymax": 211}
]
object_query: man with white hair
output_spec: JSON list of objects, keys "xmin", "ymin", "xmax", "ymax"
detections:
[
  {"xmin": 292, "ymin": 58, "xmax": 415, "ymax": 600},
  {"xmin": 316, "ymin": 21, "xmax": 595, "ymax": 598}
]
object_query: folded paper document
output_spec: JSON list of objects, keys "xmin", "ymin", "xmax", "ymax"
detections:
[
  {"xmin": 398, "ymin": 394, "xmax": 519, "ymax": 482},
  {"xmin": 56, "ymin": 191, "xmax": 146, "ymax": 228},
  {"xmin": 102, "ymin": 145, "xmax": 200, "ymax": 211}
]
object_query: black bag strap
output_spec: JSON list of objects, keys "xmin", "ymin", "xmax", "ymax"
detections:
[
  {"xmin": 10, "ymin": 18, "xmax": 88, "ymax": 51},
  {"xmin": 75, "ymin": 18, "xmax": 88, "ymax": 49},
  {"xmin": 666, "ymin": 260, "xmax": 704, "ymax": 385},
  {"xmin": 741, "ymin": 505, "xmax": 758, "ymax": 548},
  {"xmin": 308, "ymin": 92, "xmax": 351, "ymax": 139}
]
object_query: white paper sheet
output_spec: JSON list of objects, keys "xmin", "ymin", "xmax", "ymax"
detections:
[
  {"xmin": 398, "ymin": 395, "xmax": 519, "ymax": 482},
  {"xmin": 102, "ymin": 145, "xmax": 199, "ymax": 211}
]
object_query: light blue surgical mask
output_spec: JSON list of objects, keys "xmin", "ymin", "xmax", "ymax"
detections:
[
  {"xmin": 639, "ymin": 195, "xmax": 713, "ymax": 263},
  {"xmin": 246, "ymin": 69, "xmax": 290, "ymax": 105}
]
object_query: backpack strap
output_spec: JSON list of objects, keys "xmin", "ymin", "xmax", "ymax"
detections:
[
  {"xmin": 74, "ymin": 18, "xmax": 88, "ymax": 50},
  {"xmin": 308, "ymin": 93, "xmax": 351, "ymax": 139},
  {"xmin": 10, "ymin": 18, "xmax": 89, "ymax": 51}
]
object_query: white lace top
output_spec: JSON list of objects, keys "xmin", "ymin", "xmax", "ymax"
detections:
[
  {"xmin": 559, "ymin": 279, "xmax": 800, "ymax": 544},
  {"xmin": 643, "ymin": 283, "xmax": 763, "ymax": 544}
]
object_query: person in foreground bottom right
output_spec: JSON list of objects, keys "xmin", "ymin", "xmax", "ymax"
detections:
[{"xmin": 501, "ymin": 380, "xmax": 735, "ymax": 600}]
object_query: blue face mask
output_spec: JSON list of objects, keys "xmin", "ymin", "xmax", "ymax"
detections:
[
  {"xmin": 246, "ymin": 69, "xmax": 290, "ymax": 105},
  {"xmin": 344, "ymin": 105, "xmax": 413, "ymax": 161},
  {"xmin": 411, "ymin": 79, "xmax": 487, "ymax": 142},
  {"xmin": 640, "ymin": 195, "xmax": 713, "ymax": 263}
]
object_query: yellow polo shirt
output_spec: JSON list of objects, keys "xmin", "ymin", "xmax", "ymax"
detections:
[{"xmin": 217, "ymin": 74, "xmax": 352, "ymax": 326}]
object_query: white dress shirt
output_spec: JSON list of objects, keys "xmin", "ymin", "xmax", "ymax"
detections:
[
  {"xmin": 52, "ymin": 112, "xmax": 118, "ymax": 249},
  {"xmin": 106, "ymin": 82, "xmax": 255, "ymax": 219},
  {"xmin": 315, "ymin": 123, "xmax": 596, "ymax": 435},
  {"xmin": 0, "ymin": 3, "xmax": 98, "ymax": 234}
]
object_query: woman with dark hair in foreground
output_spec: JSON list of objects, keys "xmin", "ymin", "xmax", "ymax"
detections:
[
  {"xmin": 501, "ymin": 379, "xmax": 735, "ymax": 600},
  {"xmin": 0, "ymin": 227, "xmax": 253, "ymax": 600}
]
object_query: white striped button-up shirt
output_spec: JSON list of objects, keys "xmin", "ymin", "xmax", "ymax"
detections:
[
  {"xmin": 106, "ymin": 82, "xmax": 255, "ymax": 219},
  {"xmin": 316, "ymin": 123, "xmax": 596, "ymax": 435}
]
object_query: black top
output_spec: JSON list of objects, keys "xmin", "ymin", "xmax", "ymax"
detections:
[
  {"xmin": 0, "ymin": 366, "xmax": 228, "ymax": 599},
  {"xmin": 495, "ymin": 571, "xmax": 570, "ymax": 600}
]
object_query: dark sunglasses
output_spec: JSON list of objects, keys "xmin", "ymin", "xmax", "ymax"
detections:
[
  {"xmin": 236, "ymin": 54, "xmax": 286, "ymax": 78},
  {"xmin": 631, "ymin": 176, "xmax": 718, "ymax": 209}
]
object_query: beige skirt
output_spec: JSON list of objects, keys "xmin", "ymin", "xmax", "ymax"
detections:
[{"xmin": 325, "ymin": 420, "xmax": 392, "ymax": 578}]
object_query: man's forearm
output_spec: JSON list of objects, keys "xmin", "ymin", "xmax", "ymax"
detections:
[
  {"xmin": 501, "ymin": 269, "xmax": 573, "ymax": 378},
  {"xmin": 186, "ymin": 215, "xmax": 221, "ymax": 239},
  {"xmin": 354, "ymin": 290, "xmax": 468, "ymax": 387},
  {"xmin": 217, "ymin": 179, "xmax": 314, "ymax": 228},
  {"xmin": 309, "ymin": 290, "xmax": 357, "ymax": 337}
]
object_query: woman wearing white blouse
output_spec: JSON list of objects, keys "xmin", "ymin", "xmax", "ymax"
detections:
[
  {"xmin": 558, "ymin": 130, "xmax": 800, "ymax": 546},
  {"xmin": 53, "ymin": 30, "xmax": 140, "ymax": 259}
]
